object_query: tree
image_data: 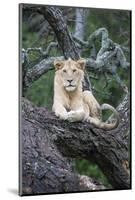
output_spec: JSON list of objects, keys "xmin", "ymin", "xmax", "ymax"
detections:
[{"xmin": 20, "ymin": 5, "xmax": 131, "ymax": 195}]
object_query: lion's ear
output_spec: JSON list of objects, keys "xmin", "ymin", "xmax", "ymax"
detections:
[
  {"xmin": 54, "ymin": 60, "xmax": 64, "ymax": 71},
  {"xmin": 77, "ymin": 58, "xmax": 86, "ymax": 71}
]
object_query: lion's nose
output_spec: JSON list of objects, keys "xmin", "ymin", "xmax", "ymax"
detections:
[{"xmin": 67, "ymin": 79, "xmax": 73, "ymax": 84}]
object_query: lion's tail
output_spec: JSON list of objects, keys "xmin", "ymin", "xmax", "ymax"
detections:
[{"xmin": 99, "ymin": 103, "xmax": 119, "ymax": 130}]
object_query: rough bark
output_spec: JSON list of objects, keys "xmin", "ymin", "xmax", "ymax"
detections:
[
  {"xmin": 40, "ymin": 6, "xmax": 80, "ymax": 60},
  {"xmin": 20, "ymin": 94, "xmax": 130, "ymax": 195},
  {"xmin": 20, "ymin": 98, "xmax": 106, "ymax": 195}
]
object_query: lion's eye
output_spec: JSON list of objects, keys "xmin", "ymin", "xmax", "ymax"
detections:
[
  {"xmin": 73, "ymin": 69, "xmax": 77, "ymax": 73},
  {"xmin": 63, "ymin": 69, "xmax": 67, "ymax": 73}
]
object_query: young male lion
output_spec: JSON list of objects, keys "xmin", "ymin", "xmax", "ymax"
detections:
[{"xmin": 52, "ymin": 58, "xmax": 119, "ymax": 130}]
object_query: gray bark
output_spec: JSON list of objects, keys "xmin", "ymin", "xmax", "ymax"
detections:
[
  {"xmin": 40, "ymin": 6, "xmax": 80, "ymax": 60},
  {"xmin": 20, "ymin": 93, "xmax": 130, "ymax": 195},
  {"xmin": 74, "ymin": 8, "xmax": 88, "ymax": 40},
  {"xmin": 74, "ymin": 8, "xmax": 88, "ymax": 55},
  {"xmin": 20, "ymin": 98, "xmax": 106, "ymax": 195}
]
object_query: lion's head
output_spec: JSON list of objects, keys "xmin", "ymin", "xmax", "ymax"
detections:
[{"xmin": 54, "ymin": 58, "xmax": 86, "ymax": 92}]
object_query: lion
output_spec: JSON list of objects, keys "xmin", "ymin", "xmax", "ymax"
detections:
[{"xmin": 52, "ymin": 58, "xmax": 119, "ymax": 130}]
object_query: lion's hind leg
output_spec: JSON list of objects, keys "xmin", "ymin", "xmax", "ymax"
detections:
[
  {"xmin": 86, "ymin": 116, "xmax": 101, "ymax": 128},
  {"xmin": 83, "ymin": 91, "xmax": 119, "ymax": 130},
  {"xmin": 83, "ymin": 90, "xmax": 101, "ymax": 120}
]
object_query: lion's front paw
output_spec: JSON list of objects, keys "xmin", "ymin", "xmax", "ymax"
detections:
[
  {"xmin": 55, "ymin": 112, "xmax": 68, "ymax": 120},
  {"xmin": 67, "ymin": 111, "xmax": 77, "ymax": 122}
]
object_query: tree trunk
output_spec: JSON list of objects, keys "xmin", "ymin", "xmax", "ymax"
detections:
[
  {"xmin": 40, "ymin": 6, "xmax": 91, "ymax": 91},
  {"xmin": 40, "ymin": 6, "xmax": 80, "ymax": 60},
  {"xmin": 20, "ymin": 94, "xmax": 130, "ymax": 195},
  {"xmin": 74, "ymin": 8, "xmax": 88, "ymax": 56},
  {"xmin": 74, "ymin": 8, "xmax": 88, "ymax": 40}
]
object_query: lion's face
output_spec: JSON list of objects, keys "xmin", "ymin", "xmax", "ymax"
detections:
[{"xmin": 54, "ymin": 58, "xmax": 86, "ymax": 92}]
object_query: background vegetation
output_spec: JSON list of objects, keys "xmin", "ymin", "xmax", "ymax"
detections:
[{"xmin": 22, "ymin": 7, "xmax": 130, "ymax": 187}]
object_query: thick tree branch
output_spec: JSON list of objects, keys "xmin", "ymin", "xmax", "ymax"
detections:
[
  {"xmin": 23, "ymin": 5, "xmax": 79, "ymax": 59},
  {"xmin": 39, "ymin": 6, "xmax": 80, "ymax": 60},
  {"xmin": 21, "ymin": 93, "xmax": 130, "ymax": 193},
  {"xmin": 21, "ymin": 97, "xmax": 107, "ymax": 195}
]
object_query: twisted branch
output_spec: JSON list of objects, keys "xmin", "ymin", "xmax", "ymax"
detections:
[
  {"xmin": 22, "ymin": 42, "xmax": 58, "ymax": 64},
  {"xmin": 73, "ymin": 27, "xmax": 129, "ymax": 92}
]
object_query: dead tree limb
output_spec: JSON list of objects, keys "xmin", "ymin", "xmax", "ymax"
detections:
[
  {"xmin": 22, "ymin": 42, "xmax": 58, "ymax": 63},
  {"xmin": 23, "ymin": 56, "xmax": 63, "ymax": 88},
  {"xmin": 73, "ymin": 27, "xmax": 130, "ymax": 92}
]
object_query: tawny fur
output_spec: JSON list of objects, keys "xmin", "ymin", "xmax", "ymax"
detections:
[{"xmin": 52, "ymin": 58, "xmax": 119, "ymax": 130}]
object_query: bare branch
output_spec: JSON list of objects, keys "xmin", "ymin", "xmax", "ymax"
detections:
[
  {"xmin": 73, "ymin": 27, "xmax": 130, "ymax": 93},
  {"xmin": 24, "ymin": 56, "xmax": 63, "ymax": 88},
  {"xmin": 113, "ymin": 73, "xmax": 129, "ymax": 93},
  {"xmin": 74, "ymin": 27, "xmax": 129, "ymax": 67},
  {"xmin": 22, "ymin": 42, "xmax": 58, "ymax": 64},
  {"xmin": 73, "ymin": 35, "xmax": 89, "ymax": 47}
]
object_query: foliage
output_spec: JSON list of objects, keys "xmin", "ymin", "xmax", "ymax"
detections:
[
  {"xmin": 25, "ymin": 70, "xmax": 54, "ymax": 109},
  {"xmin": 75, "ymin": 159, "xmax": 112, "ymax": 188}
]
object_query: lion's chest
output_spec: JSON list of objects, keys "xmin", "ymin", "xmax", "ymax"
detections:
[
  {"xmin": 63, "ymin": 94, "xmax": 83, "ymax": 111},
  {"xmin": 63, "ymin": 96, "xmax": 72, "ymax": 111}
]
